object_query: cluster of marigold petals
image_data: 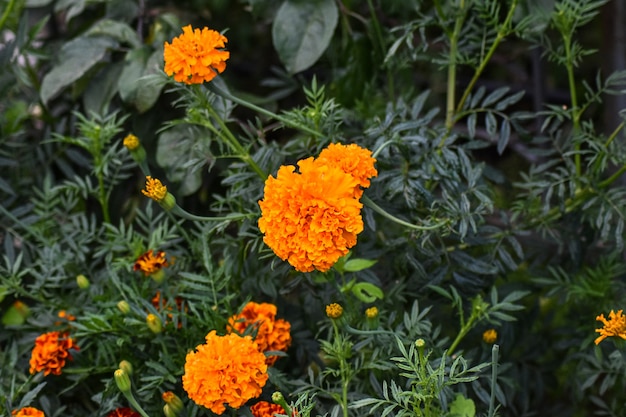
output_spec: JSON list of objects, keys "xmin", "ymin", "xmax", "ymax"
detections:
[
  {"xmin": 106, "ymin": 408, "xmax": 141, "ymax": 417},
  {"xmin": 227, "ymin": 301, "xmax": 291, "ymax": 365},
  {"xmin": 133, "ymin": 249, "xmax": 168, "ymax": 276},
  {"xmin": 29, "ymin": 331, "xmax": 79, "ymax": 376},
  {"xmin": 595, "ymin": 309, "xmax": 626, "ymax": 345},
  {"xmin": 164, "ymin": 25, "xmax": 230, "ymax": 85},
  {"xmin": 12, "ymin": 407, "xmax": 44, "ymax": 417},
  {"xmin": 250, "ymin": 401, "xmax": 296, "ymax": 417},
  {"xmin": 182, "ymin": 330, "xmax": 268, "ymax": 414},
  {"xmin": 258, "ymin": 143, "xmax": 377, "ymax": 272}
]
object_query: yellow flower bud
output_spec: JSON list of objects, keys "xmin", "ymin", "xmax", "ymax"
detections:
[
  {"xmin": 76, "ymin": 274, "xmax": 90, "ymax": 289},
  {"xmin": 365, "ymin": 306, "xmax": 378, "ymax": 319},
  {"xmin": 114, "ymin": 368, "xmax": 131, "ymax": 393},
  {"xmin": 146, "ymin": 313, "xmax": 163, "ymax": 333},
  {"xmin": 483, "ymin": 329, "xmax": 497, "ymax": 344},
  {"xmin": 117, "ymin": 300, "xmax": 131, "ymax": 315},
  {"xmin": 162, "ymin": 391, "xmax": 184, "ymax": 414},
  {"xmin": 118, "ymin": 360, "xmax": 133, "ymax": 376},
  {"xmin": 163, "ymin": 404, "xmax": 178, "ymax": 417},
  {"xmin": 415, "ymin": 339, "xmax": 426, "ymax": 348},
  {"xmin": 325, "ymin": 303, "xmax": 343, "ymax": 319},
  {"xmin": 123, "ymin": 133, "xmax": 140, "ymax": 150}
]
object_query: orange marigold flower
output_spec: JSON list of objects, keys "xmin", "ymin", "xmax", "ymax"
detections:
[
  {"xmin": 142, "ymin": 176, "xmax": 168, "ymax": 202},
  {"xmin": 250, "ymin": 401, "xmax": 295, "ymax": 417},
  {"xmin": 316, "ymin": 143, "xmax": 378, "ymax": 198},
  {"xmin": 595, "ymin": 309, "xmax": 626, "ymax": 345},
  {"xmin": 58, "ymin": 310, "xmax": 76, "ymax": 321},
  {"xmin": 326, "ymin": 303, "xmax": 343, "ymax": 319},
  {"xmin": 12, "ymin": 407, "xmax": 45, "ymax": 417},
  {"xmin": 182, "ymin": 330, "xmax": 268, "ymax": 414},
  {"xmin": 29, "ymin": 331, "xmax": 79, "ymax": 376},
  {"xmin": 134, "ymin": 250, "xmax": 169, "ymax": 276},
  {"xmin": 106, "ymin": 408, "xmax": 141, "ymax": 417},
  {"xmin": 164, "ymin": 25, "xmax": 229, "ymax": 85},
  {"xmin": 123, "ymin": 133, "xmax": 140, "ymax": 150},
  {"xmin": 482, "ymin": 329, "xmax": 497, "ymax": 344},
  {"xmin": 258, "ymin": 158, "xmax": 364, "ymax": 272},
  {"xmin": 227, "ymin": 302, "xmax": 292, "ymax": 365}
]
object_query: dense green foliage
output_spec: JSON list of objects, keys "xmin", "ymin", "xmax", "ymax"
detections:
[{"xmin": 2, "ymin": 0, "xmax": 626, "ymax": 416}]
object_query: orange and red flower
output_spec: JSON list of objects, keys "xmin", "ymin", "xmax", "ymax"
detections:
[
  {"xmin": 227, "ymin": 302, "xmax": 291, "ymax": 365},
  {"xmin": 133, "ymin": 249, "xmax": 168, "ymax": 276},
  {"xmin": 182, "ymin": 331, "xmax": 268, "ymax": 414},
  {"xmin": 164, "ymin": 25, "xmax": 230, "ymax": 84},
  {"xmin": 29, "ymin": 331, "xmax": 79, "ymax": 376},
  {"xmin": 250, "ymin": 401, "xmax": 296, "ymax": 417},
  {"xmin": 106, "ymin": 408, "xmax": 141, "ymax": 417},
  {"xmin": 12, "ymin": 407, "xmax": 44, "ymax": 417}
]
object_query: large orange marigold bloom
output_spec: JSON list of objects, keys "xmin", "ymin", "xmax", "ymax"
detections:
[
  {"xmin": 595, "ymin": 309, "xmax": 626, "ymax": 345},
  {"xmin": 227, "ymin": 302, "xmax": 292, "ymax": 365},
  {"xmin": 12, "ymin": 407, "xmax": 44, "ymax": 417},
  {"xmin": 316, "ymin": 143, "xmax": 378, "ymax": 198},
  {"xmin": 29, "ymin": 331, "xmax": 79, "ymax": 376},
  {"xmin": 258, "ymin": 157, "xmax": 364, "ymax": 272},
  {"xmin": 164, "ymin": 25, "xmax": 229, "ymax": 84},
  {"xmin": 250, "ymin": 401, "xmax": 295, "ymax": 417},
  {"xmin": 182, "ymin": 330, "xmax": 268, "ymax": 414},
  {"xmin": 106, "ymin": 408, "xmax": 141, "ymax": 417}
]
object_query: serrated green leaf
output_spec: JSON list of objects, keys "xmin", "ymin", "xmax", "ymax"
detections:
[{"xmin": 272, "ymin": 0, "xmax": 338, "ymax": 73}]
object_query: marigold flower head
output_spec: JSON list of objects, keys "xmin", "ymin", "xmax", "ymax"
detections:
[
  {"xmin": 365, "ymin": 306, "xmax": 378, "ymax": 319},
  {"xmin": 258, "ymin": 158, "xmax": 364, "ymax": 272},
  {"xmin": 250, "ymin": 401, "xmax": 295, "ymax": 417},
  {"xmin": 123, "ymin": 133, "xmax": 140, "ymax": 150},
  {"xmin": 316, "ymin": 143, "xmax": 378, "ymax": 198},
  {"xmin": 326, "ymin": 303, "xmax": 343, "ymax": 319},
  {"xmin": 134, "ymin": 249, "xmax": 169, "ymax": 276},
  {"xmin": 227, "ymin": 301, "xmax": 292, "ymax": 365},
  {"xmin": 482, "ymin": 329, "xmax": 497, "ymax": 344},
  {"xmin": 182, "ymin": 330, "xmax": 268, "ymax": 414},
  {"xmin": 164, "ymin": 25, "xmax": 229, "ymax": 85},
  {"xmin": 106, "ymin": 408, "xmax": 141, "ymax": 417},
  {"xmin": 12, "ymin": 407, "xmax": 44, "ymax": 417},
  {"xmin": 595, "ymin": 309, "xmax": 626, "ymax": 345},
  {"xmin": 29, "ymin": 331, "xmax": 79, "ymax": 376},
  {"xmin": 57, "ymin": 310, "xmax": 76, "ymax": 321},
  {"xmin": 142, "ymin": 176, "xmax": 168, "ymax": 202}
]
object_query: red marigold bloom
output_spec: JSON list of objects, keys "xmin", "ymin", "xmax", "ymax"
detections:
[
  {"xmin": 316, "ymin": 143, "xmax": 378, "ymax": 198},
  {"xmin": 182, "ymin": 331, "xmax": 268, "ymax": 414},
  {"xmin": 12, "ymin": 407, "xmax": 44, "ymax": 417},
  {"xmin": 258, "ymin": 157, "xmax": 364, "ymax": 272},
  {"xmin": 29, "ymin": 331, "xmax": 79, "ymax": 376},
  {"xmin": 133, "ymin": 250, "xmax": 168, "ymax": 276},
  {"xmin": 106, "ymin": 408, "xmax": 141, "ymax": 417},
  {"xmin": 227, "ymin": 302, "xmax": 292, "ymax": 365},
  {"xmin": 164, "ymin": 25, "xmax": 229, "ymax": 84},
  {"xmin": 250, "ymin": 401, "xmax": 295, "ymax": 417}
]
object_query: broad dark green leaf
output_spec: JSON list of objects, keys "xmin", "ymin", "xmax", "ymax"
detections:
[{"xmin": 272, "ymin": 0, "xmax": 338, "ymax": 74}]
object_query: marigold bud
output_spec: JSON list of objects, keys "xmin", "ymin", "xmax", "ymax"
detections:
[
  {"xmin": 162, "ymin": 391, "xmax": 184, "ymax": 414},
  {"xmin": 118, "ymin": 360, "xmax": 133, "ymax": 376},
  {"xmin": 146, "ymin": 313, "xmax": 163, "ymax": 333},
  {"xmin": 415, "ymin": 339, "xmax": 426, "ymax": 348},
  {"xmin": 482, "ymin": 329, "xmax": 497, "ymax": 344},
  {"xmin": 163, "ymin": 404, "xmax": 178, "ymax": 417},
  {"xmin": 114, "ymin": 368, "xmax": 131, "ymax": 393},
  {"xmin": 117, "ymin": 300, "xmax": 131, "ymax": 315},
  {"xmin": 365, "ymin": 306, "xmax": 378, "ymax": 319},
  {"xmin": 76, "ymin": 274, "xmax": 90, "ymax": 289},
  {"xmin": 325, "ymin": 303, "xmax": 343, "ymax": 319},
  {"xmin": 123, "ymin": 133, "xmax": 140, "ymax": 150}
]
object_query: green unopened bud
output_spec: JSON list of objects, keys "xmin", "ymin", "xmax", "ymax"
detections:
[
  {"xmin": 117, "ymin": 300, "xmax": 131, "ymax": 315},
  {"xmin": 159, "ymin": 192, "xmax": 177, "ymax": 212},
  {"xmin": 114, "ymin": 368, "xmax": 132, "ymax": 393},
  {"xmin": 415, "ymin": 339, "xmax": 426, "ymax": 348},
  {"xmin": 162, "ymin": 391, "xmax": 184, "ymax": 414},
  {"xmin": 163, "ymin": 404, "xmax": 178, "ymax": 417},
  {"xmin": 76, "ymin": 274, "xmax": 90, "ymax": 289},
  {"xmin": 146, "ymin": 313, "xmax": 163, "ymax": 333},
  {"xmin": 271, "ymin": 391, "xmax": 292, "ymax": 416},
  {"xmin": 118, "ymin": 360, "xmax": 133, "ymax": 376}
]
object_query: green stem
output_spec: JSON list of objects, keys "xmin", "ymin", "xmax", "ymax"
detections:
[
  {"xmin": 332, "ymin": 321, "xmax": 350, "ymax": 417},
  {"xmin": 0, "ymin": 0, "xmax": 16, "ymax": 31},
  {"xmin": 97, "ymin": 171, "xmax": 111, "ymax": 223},
  {"xmin": 598, "ymin": 165, "xmax": 626, "ymax": 189},
  {"xmin": 365, "ymin": 0, "xmax": 393, "ymax": 102},
  {"xmin": 447, "ymin": 314, "xmax": 476, "ymax": 357},
  {"xmin": 604, "ymin": 120, "xmax": 625, "ymax": 149},
  {"xmin": 487, "ymin": 344, "xmax": 500, "ymax": 417},
  {"xmin": 207, "ymin": 82, "xmax": 323, "ymax": 138},
  {"xmin": 170, "ymin": 205, "xmax": 255, "ymax": 222},
  {"xmin": 444, "ymin": 0, "xmax": 468, "ymax": 135},
  {"xmin": 563, "ymin": 33, "xmax": 581, "ymax": 176},
  {"xmin": 361, "ymin": 195, "xmax": 448, "ymax": 231},
  {"xmin": 119, "ymin": 390, "xmax": 151, "ymax": 417},
  {"xmin": 455, "ymin": 0, "xmax": 519, "ymax": 115}
]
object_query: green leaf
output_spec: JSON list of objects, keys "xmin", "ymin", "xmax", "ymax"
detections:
[
  {"xmin": 272, "ymin": 0, "xmax": 338, "ymax": 74},
  {"xmin": 118, "ymin": 47, "xmax": 152, "ymax": 103},
  {"xmin": 132, "ymin": 50, "xmax": 168, "ymax": 113},
  {"xmin": 343, "ymin": 258, "xmax": 377, "ymax": 272},
  {"xmin": 351, "ymin": 282, "xmax": 384, "ymax": 303},
  {"xmin": 40, "ymin": 36, "xmax": 117, "ymax": 105},
  {"xmin": 85, "ymin": 19, "xmax": 141, "ymax": 48},
  {"xmin": 449, "ymin": 394, "xmax": 476, "ymax": 417}
]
